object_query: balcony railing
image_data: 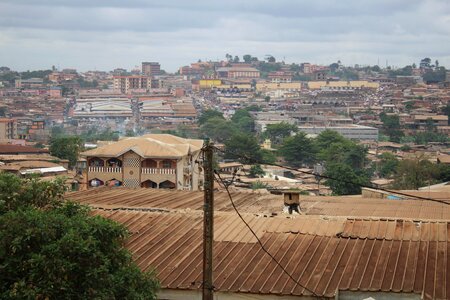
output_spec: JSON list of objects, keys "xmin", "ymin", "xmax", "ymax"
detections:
[
  {"xmin": 88, "ymin": 166, "xmax": 122, "ymax": 173},
  {"xmin": 141, "ymin": 168, "xmax": 176, "ymax": 175}
]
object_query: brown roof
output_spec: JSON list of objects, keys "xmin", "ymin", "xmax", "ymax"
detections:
[
  {"xmin": 437, "ymin": 154, "xmax": 450, "ymax": 164},
  {"xmin": 81, "ymin": 134, "xmax": 203, "ymax": 158},
  {"xmin": 67, "ymin": 188, "xmax": 450, "ymax": 220},
  {"xmin": 91, "ymin": 209, "xmax": 450, "ymax": 299},
  {"xmin": 0, "ymin": 154, "xmax": 65, "ymax": 162},
  {"xmin": 0, "ymin": 144, "xmax": 48, "ymax": 154},
  {"xmin": 2, "ymin": 160, "xmax": 60, "ymax": 170},
  {"xmin": 414, "ymin": 115, "xmax": 448, "ymax": 121}
]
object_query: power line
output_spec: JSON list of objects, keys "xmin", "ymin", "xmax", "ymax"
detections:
[
  {"xmin": 214, "ymin": 171, "xmax": 322, "ymax": 298},
  {"xmin": 212, "ymin": 146, "xmax": 450, "ymax": 206}
]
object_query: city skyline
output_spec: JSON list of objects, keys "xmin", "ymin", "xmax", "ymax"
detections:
[{"xmin": 1, "ymin": 0, "xmax": 449, "ymax": 72}]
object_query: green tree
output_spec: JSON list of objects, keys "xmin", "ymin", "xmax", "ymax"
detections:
[
  {"xmin": 0, "ymin": 174, "xmax": 159, "ymax": 299},
  {"xmin": 318, "ymin": 138, "xmax": 367, "ymax": 170},
  {"xmin": 200, "ymin": 117, "xmax": 237, "ymax": 143},
  {"xmin": 266, "ymin": 55, "xmax": 276, "ymax": 63},
  {"xmin": 260, "ymin": 149, "xmax": 277, "ymax": 164},
  {"xmin": 265, "ymin": 122, "xmax": 298, "ymax": 146},
  {"xmin": 378, "ymin": 152, "xmax": 399, "ymax": 178},
  {"xmin": 392, "ymin": 156, "xmax": 439, "ymax": 189},
  {"xmin": 224, "ymin": 132, "xmax": 262, "ymax": 163},
  {"xmin": 243, "ymin": 54, "xmax": 252, "ymax": 63},
  {"xmin": 49, "ymin": 136, "xmax": 83, "ymax": 168},
  {"xmin": 379, "ymin": 112, "xmax": 404, "ymax": 142},
  {"xmin": 279, "ymin": 133, "xmax": 316, "ymax": 167},
  {"xmin": 125, "ymin": 129, "xmax": 136, "ymax": 137},
  {"xmin": 249, "ymin": 165, "xmax": 265, "ymax": 178},
  {"xmin": 329, "ymin": 63, "xmax": 339, "ymax": 72},
  {"xmin": 325, "ymin": 163, "xmax": 369, "ymax": 195},
  {"xmin": 314, "ymin": 130, "xmax": 346, "ymax": 151},
  {"xmin": 231, "ymin": 109, "xmax": 255, "ymax": 133},
  {"xmin": 198, "ymin": 109, "xmax": 224, "ymax": 125}
]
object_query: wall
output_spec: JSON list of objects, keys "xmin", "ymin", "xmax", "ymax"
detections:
[{"xmin": 158, "ymin": 289, "xmax": 317, "ymax": 300}]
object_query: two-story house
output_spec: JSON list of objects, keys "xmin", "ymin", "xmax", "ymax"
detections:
[{"xmin": 81, "ymin": 134, "xmax": 203, "ymax": 190}]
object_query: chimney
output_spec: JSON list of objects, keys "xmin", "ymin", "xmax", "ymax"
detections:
[{"xmin": 282, "ymin": 190, "xmax": 302, "ymax": 215}]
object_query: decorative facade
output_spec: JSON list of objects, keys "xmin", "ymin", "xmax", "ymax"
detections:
[{"xmin": 81, "ymin": 134, "xmax": 203, "ymax": 190}]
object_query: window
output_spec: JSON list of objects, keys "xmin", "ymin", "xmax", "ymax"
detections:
[{"xmin": 162, "ymin": 160, "xmax": 172, "ymax": 169}]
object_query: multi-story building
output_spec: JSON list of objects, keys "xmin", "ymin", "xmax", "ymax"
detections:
[
  {"xmin": 216, "ymin": 67, "xmax": 260, "ymax": 79},
  {"xmin": 0, "ymin": 118, "xmax": 17, "ymax": 142},
  {"xmin": 15, "ymin": 78, "xmax": 44, "ymax": 89},
  {"xmin": 267, "ymin": 71, "xmax": 293, "ymax": 83},
  {"xmin": 48, "ymin": 72, "xmax": 78, "ymax": 83},
  {"xmin": 81, "ymin": 134, "xmax": 203, "ymax": 190},
  {"xmin": 413, "ymin": 115, "xmax": 448, "ymax": 129},
  {"xmin": 142, "ymin": 62, "xmax": 161, "ymax": 76},
  {"xmin": 113, "ymin": 75, "xmax": 151, "ymax": 94}
]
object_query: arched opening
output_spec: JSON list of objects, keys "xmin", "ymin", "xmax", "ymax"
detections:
[
  {"xmin": 162, "ymin": 159, "xmax": 175, "ymax": 169},
  {"xmin": 89, "ymin": 157, "xmax": 104, "ymax": 167},
  {"xmin": 89, "ymin": 178, "xmax": 104, "ymax": 187},
  {"xmin": 106, "ymin": 158, "xmax": 122, "ymax": 167},
  {"xmin": 141, "ymin": 180, "xmax": 158, "ymax": 188},
  {"xmin": 106, "ymin": 178, "xmax": 122, "ymax": 187},
  {"xmin": 159, "ymin": 180, "xmax": 176, "ymax": 189},
  {"xmin": 142, "ymin": 158, "xmax": 157, "ymax": 168}
]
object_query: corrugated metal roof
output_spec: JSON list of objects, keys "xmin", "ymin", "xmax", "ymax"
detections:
[
  {"xmin": 91, "ymin": 209, "xmax": 450, "ymax": 299},
  {"xmin": 67, "ymin": 187, "xmax": 450, "ymax": 220}
]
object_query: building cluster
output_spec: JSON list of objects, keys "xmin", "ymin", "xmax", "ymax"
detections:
[{"xmin": 0, "ymin": 56, "xmax": 450, "ymax": 300}]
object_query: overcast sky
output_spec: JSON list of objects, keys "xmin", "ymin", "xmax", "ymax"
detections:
[{"xmin": 0, "ymin": 0, "xmax": 449, "ymax": 72}]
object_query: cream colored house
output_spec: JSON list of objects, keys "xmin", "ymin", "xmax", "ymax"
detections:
[{"xmin": 81, "ymin": 134, "xmax": 203, "ymax": 190}]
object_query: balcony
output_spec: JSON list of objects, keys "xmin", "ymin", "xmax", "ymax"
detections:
[
  {"xmin": 88, "ymin": 166, "xmax": 122, "ymax": 173},
  {"xmin": 141, "ymin": 168, "xmax": 176, "ymax": 175}
]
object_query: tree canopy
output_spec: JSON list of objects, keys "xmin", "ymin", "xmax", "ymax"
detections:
[
  {"xmin": 378, "ymin": 152, "xmax": 399, "ymax": 178},
  {"xmin": 49, "ymin": 135, "xmax": 83, "ymax": 168},
  {"xmin": 265, "ymin": 122, "xmax": 297, "ymax": 146},
  {"xmin": 379, "ymin": 113, "xmax": 404, "ymax": 142},
  {"xmin": 198, "ymin": 109, "xmax": 224, "ymax": 125},
  {"xmin": 0, "ymin": 173, "xmax": 159, "ymax": 299},
  {"xmin": 324, "ymin": 163, "xmax": 368, "ymax": 195},
  {"xmin": 224, "ymin": 132, "xmax": 262, "ymax": 163},
  {"xmin": 279, "ymin": 132, "xmax": 316, "ymax": 167}
]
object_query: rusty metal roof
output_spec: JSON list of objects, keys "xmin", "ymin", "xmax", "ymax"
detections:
[
  {"xmin": 67, "ymin": 187, "xmax": 450, "ymax": 220},
  {"xmin": 91, "ymin": 209, "xmax": 450, "ymax": 299}
]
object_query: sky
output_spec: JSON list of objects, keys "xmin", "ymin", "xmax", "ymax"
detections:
[{"xmin": 0, "ymin": 0, "xmax": 449, "ymax": 72}]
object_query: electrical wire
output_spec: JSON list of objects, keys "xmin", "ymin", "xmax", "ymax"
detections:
[
  {"xmin": 212, "ymin": 146, "xmax": 450, "ymax": 205},
  {"xmin": 214, "ymin": 171, "xmax": 322, "ymax": 298}
]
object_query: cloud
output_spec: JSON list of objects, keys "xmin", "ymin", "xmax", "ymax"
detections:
[{"xmin": 0, "ymin": 0, "xmax": 449, "ymax": 71}]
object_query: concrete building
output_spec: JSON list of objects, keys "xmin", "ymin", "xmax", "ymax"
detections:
[
  {"xmin": 308, "ymin": 80, "xmax": 380, "ymax": 90},
  {"xmin": 413, "ymin": 115, "xmax": 448, "ymax": 128},
  {"xmin": 0, "ymin": 118, "xmax": 17, "ymax": 142},
  {"xmin": 113, "ymin": 75, "xmax": 151, "ymax": 94},
  {"xmin": 81, "ymin": 134, "xmax": 203, "ymax": 190},
  {"xmin": 298, "ymin": 125, "xmax": 379, "ymax": 141},
  {"xmin": 15, "ymin": 78, "xmax": 44, "ymax": 89},
  {"xmin": 267, "ymin": 71, "xmax": 293, "ymax": 83},
  {"xmin": 216, "ymin": 67, "xmax": 260, "ymax": 79},
  {"xmin": 142, "ymin": 62, "xmax": 161, "ymax": 76}
]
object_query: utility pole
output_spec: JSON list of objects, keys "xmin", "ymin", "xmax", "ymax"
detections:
[{"xmin": 202, "ymin": 139, "xmax": 214, "ymax": 300}]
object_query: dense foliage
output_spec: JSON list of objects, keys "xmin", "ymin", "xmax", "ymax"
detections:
[
  {"xmin": 0, "ymin": 173, "xmax": 159, "ymax": 299},
  {"xmin": 49, "ymin": 135, "xmax": 83, "ymax": 168}
]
